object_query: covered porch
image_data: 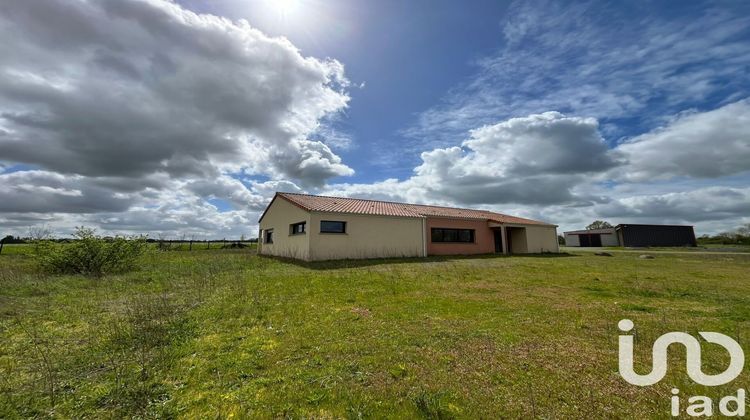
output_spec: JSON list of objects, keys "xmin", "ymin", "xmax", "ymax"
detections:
[{"xmin": 489, "ymin": 223, "xmax": 529, "ymax": 254}]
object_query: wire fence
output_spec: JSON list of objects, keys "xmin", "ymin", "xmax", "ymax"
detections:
[
  {"xmin": 0, "ymin": 238, "xmax": 259, "ymax": 254},
  {"xmin": 151, "ymin": 239, "xmax": 258, "ymax": 251}
]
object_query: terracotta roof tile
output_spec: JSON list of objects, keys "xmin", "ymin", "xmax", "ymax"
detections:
[{"xmin": 274, "ymin": 193, "xmax": 554, "ymax": 226}]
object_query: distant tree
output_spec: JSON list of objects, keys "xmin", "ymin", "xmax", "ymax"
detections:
[
  {"xmin": 557, "ymin": 235, "xmax": 565, "ymax": 245},
  {"xmin": 586, "ymin": 220, "xmax": 613, "ymax": 230},
  {"xmin": 28, "ymin": 225, "xmax": 53, "ymax": 241},
  {"xmin": 696, "ymin": 224, "xmax": 750, "ymax": 246}
]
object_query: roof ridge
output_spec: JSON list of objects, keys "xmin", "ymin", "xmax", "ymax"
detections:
[
  {"xmin": 278, "ymin": 191, "xmax": 512, "ymax": 216},
  {"xmin": 270, "ymin": 192, "xmax": 555, "ymax": 226}
]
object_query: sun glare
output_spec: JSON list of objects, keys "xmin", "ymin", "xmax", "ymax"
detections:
[{"xmin": 272, "ymin": 0, "xmax": 300, "ymax": 16}]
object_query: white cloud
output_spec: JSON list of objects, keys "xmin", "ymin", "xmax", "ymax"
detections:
[
  {"xmin": 614, "ymin": 100, "xmax": 750, "ymax": 181},
  {"xmin": 402, "ymin": 0, "xmax": 750, "ymax": 150},
  {"xmin": 184, "ymin": 175, "xmax": 267, "ymax": 210},
  {"xmin": 597, "ymin": 187, "xmax": 750, "ymax": 223},
  {"xmin": 0, "ymin": 0, "xmax": 355, "ymax": 235},
  {"xmin": 457, "ymin": 112, "xmax": 614, "ymax": 176},
  {"xmin": 0, "ymin": 171, "xmax": 132, "ymax": 213},
  {"xmin": 324, "ymin": 112, "xmax": 615, "ymax": 206},
  {"xmin": 540, "ymin": 186, "xmax": 750, "ymax": 235},
  {"xmin": 324, "ymin": 104, "xmax": 750, "ymax": 234},
  {"xmin": 0, "ymin": 0, "xmax": 352, "ymax": 181},
  {"xmin": 2, "ymin": 0, "xmax": 748, "ymax": 238}
]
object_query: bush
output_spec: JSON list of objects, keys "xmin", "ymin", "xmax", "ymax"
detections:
[{"xmin": 35, "ymin": 227, "xmax": 148, "ymax": 277}]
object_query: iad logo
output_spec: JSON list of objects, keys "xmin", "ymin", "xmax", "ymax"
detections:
[
  {"xmin": 618, "ymin": 319, "xmax": 744, "ymax": 386},
  {"xmin": 617, "ymin": 319, "xmax": 747, "ymax": 417}
]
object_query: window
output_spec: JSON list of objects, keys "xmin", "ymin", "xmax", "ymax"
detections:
[
  {"xmin": 431, "ymin": 228, "xmax": 475, "ymax": 243},
  {"xmin": 264, "ymin": 229, "xmax": 274, "ymax": 244},
  {"xmin": 320, "ymin": 220, "xmax": 346, "ymax": 233},
  {"xmin": 290, "ymin": 221, "xmax": 306, "ymax": 235}
]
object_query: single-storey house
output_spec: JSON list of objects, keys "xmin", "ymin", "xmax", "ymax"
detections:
[
  {"xmin": 564, "ymin": 224, "xmax": 696, "ymax": 247},
  {"xmin": 258, "ymin": 192, "xmax": 559, "ymax": 261}
]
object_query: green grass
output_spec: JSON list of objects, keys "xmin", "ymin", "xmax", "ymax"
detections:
[
  {"xmin": 2, "ymin": 248, "xmax": 750, "ymax": 418},
  {"xmin": 562, "ymin": 244, "xmax": 750, "ymax": 253}
]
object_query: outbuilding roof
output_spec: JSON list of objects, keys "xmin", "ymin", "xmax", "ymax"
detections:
[
  {"xmin": 563, "ymin": 228, "xmax": 616, "ymax": 235},
  {"xmin": 260, "ymin": 192, "xmax": 554, "ymax": 226}
]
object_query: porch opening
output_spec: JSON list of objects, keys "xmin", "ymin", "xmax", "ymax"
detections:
[{"xmin": 506, "ymin": 227, "xmax": 528, "ymax": 254}]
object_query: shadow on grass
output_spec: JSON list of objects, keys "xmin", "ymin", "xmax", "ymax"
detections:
[{"xmin": 259, "ymin": 252, "xmax": 577, "ymax": 270}]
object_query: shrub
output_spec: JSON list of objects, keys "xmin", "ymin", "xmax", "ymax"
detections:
[{"xmin": 35, "ymin": 227, "xmax": 148, "ymax": 277}]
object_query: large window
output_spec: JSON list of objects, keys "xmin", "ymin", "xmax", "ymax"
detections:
[
  {"xmin": 320, "ymin": 220, "xmax": 346, "ymax": 234},
  {"xmin": 264, "ymin": 229, "xmax": 274, "ymax": 244},
  {"xmin": 431, "ymin": 228, "xmax": 475, "ymax": 243},
  {"xmin": 290, "ymin": 221, "xmax": 306, "ymax": 235}
]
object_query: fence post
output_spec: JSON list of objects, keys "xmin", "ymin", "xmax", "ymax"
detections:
[
  {"xmin": 189, "ymin": 240, "xmax": 193, "ymax": 251},
  {"xmin": 0, "ymin": 237, "xmax": 4, "ymax": 255}
]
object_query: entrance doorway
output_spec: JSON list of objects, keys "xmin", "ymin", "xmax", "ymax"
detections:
[
  {"xmin": 579, "ymin": 233, "xmax": 602, "ymax": 247},
  {"xmin": 493, "ymin": 229, "xmax": 503, "ymax": 253}
]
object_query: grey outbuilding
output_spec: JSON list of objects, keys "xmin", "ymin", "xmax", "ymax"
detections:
[{"xmin": 564, "ymin": 224, "xmax": 697, "ymax": 247}]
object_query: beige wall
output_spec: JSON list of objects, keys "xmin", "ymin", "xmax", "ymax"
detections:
[
  {"xmin": 563, "ymin": 233, "xmax": 581, "ymax": 247},
  {"xmin": 508, "ymin": 227, "xmax": 528, "ymax": 253},
  {"xmin": 308, "ymin": 212, "xmax": 425, "ymax": 261},
  {"xmin": 601, "ymin": 231, "xmax": 620, "ymax": 247},
  {"xmin": 258, "ymin": 197, "xmax": 311, "ymax": 260},
  {"xmin": 519, "ymin": 225, "xmax": 559, "ymax": 253}
]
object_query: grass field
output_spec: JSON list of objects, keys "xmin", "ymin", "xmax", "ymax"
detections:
[
  {"xmin": 2, "ymin": 246, "xmax": 750, "ymax": 418},
  {"xmin": 561, "ymin": 244, "xmax": 750, "ymax": 254}
]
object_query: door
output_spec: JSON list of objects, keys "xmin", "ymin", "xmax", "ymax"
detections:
[
  {"xmin": 506, "ymin": 229, "xmax": 513, "ymax": 254},
  {"xmin": 494, "ymin": 230, "xmax": 503, "ymax": 253},
  {"xmin": 590, "ymin": 234, "xmax": 602, "ymax": 247},
  {"xmin": 580, "ymin": 234, "xmax": 591, "ymax": 247}
]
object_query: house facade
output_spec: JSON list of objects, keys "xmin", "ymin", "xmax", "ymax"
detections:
[{"xmin": 258, "ymin": 192, "xmax": 559, "ymax": 261}]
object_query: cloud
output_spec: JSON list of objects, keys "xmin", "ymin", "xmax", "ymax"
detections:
[
  {"xmin": 614, "ymin": 100, "xmax": 750, "ymax": 181},
  {"xmin": 459, "ymin": 112, "xmax": 615, "ymax": 175},
  {"xmin": 596, "ymin": 187, "xmax": 750, "ymax": 223},
  {"xmin": 0, "ymin": 0, "xmax": 355, "ymax": 235},
  {"xmin": 402, "ymin": 0, "xmax": 750, "ymax": 150},
  {"xmin": 530, "ymin": 187, "xmax": 750, "ymax": 236},
  {"xmin": 0, "ymin": 0, "xmax": 352, "ymax": 182},
  {"xmin": 184, "ymin": 176, "xmax": 267, "ymax": 210},
  {"xmin": 325, "ymin": 104, "xmax": 750, "ymax": 234},
  {"xmin": 2, "ymin": 0, "xmax": 748, "ymax": 238},
  {"xmin": 85, "ymin": 201, "xmax": 258, "ymax": 238},
  {"xmin": 0, "ymin": 176, "xmax": 264, "ymax": 238},
  {"xmin": 325, "ymin": 111, "xmax": 616, "ymax": 206},
  {"xmin": 269, "ymin": 139, "xmax": 354, "ymax": 187},
  {"xmin": 0, "ymin": 171, "xmax": 132, "ymax": 213},
  {"xmin": 409, "ymin": 112, "xmax": 616, "ymax": 205}
]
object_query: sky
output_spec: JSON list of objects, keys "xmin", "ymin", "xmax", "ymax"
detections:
[{"xmin": 1, "ymin": 0, "xmax": 749, "ymax": 239}]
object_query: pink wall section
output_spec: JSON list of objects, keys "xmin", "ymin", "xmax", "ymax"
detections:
[{"xmin": 426, "ymin": 217, "xmax": 496, "ymax": 255}]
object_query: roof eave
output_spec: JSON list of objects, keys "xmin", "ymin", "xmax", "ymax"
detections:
[{"xmin": 258, "ymin": 192, "xmax": 312, "ymax": 224}]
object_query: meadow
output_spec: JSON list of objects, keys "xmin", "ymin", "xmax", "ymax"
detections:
[{"xmin": 2, "ymin": 245, "xmax": 750, "ymax": 418}]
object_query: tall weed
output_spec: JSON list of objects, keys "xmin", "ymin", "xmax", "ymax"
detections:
[{"xmin": 35, "ymin": 227, "xmax": 147, "ymax": 277}]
